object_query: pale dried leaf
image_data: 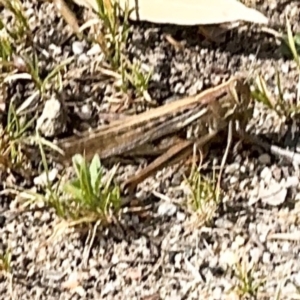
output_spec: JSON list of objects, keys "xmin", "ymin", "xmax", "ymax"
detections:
[
  {"xmin": 123, "ymin": 0, "xmax": 269, "ymax": 25},
  {"xmin": 73, "ymin": 0, "xmax": 268, "ymax": 25}
]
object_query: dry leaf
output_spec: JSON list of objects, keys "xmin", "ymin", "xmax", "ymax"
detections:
[{"xmin": 73, "ymin": 0, "xmax": 268, "ymax": 25}]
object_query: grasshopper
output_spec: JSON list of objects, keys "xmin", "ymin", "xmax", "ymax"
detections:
[{"xmin": 55, "ymin": 76, "xmax": 253, "ymax": 191}]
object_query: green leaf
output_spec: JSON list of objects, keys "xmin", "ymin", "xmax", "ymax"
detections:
[
  {"xmin": 110, "ymin": 187, "xmax": 121, "ymax": 210},
  {"xmin": 280, "ymin": 21, "xmax": 300, "ymax": 61},
  {"xmin": 64, "ymin": 183, "xmax": 85, "ymax": 204},
  {"xmin": 89, "ymin": 154, "xmax": 102, "ymax": 192},
  {"xmin": 71, "ymin": 154, "xmax": 92, "ymax": 203},
  {"xmin": 78, "ymin": 158, "xmax": 93, "ymax": 203},
  {"xmin": 69, "ymin": 179, "xmax": 81, "ymax": 189},
  {"xmin": 72, "ymin": 154, "xmax": 83, "ymax": 178}
]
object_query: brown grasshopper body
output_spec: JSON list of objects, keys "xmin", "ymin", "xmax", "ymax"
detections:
[{"xmin": 55, "ymin": 76, "xmax": 252, "ymax": 191}]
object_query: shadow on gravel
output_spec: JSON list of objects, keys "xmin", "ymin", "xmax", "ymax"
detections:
[
  {"xmin": 125, "ymin": 21, "xmax": 292, "ymax": 104},
  {"xmin": 212, "ymin": 124, "xmax": 300, "ymax": 227},
  {"xmin": 128, "ymin": 21, "xmax": 286, "ymax": 60}
]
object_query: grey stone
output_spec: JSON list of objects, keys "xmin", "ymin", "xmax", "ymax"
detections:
[
  {"xmin": 72, "ymin": 41, "xmax": 85, "ymax": 55},
  {"xmin": 157, "ymin": 202, "xmax": 177, "ymax": 217}
]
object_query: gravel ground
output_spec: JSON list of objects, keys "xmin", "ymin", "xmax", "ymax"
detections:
[{"xmin": 2, "ymin": 0, "xmax": 300, "ymax": 299}]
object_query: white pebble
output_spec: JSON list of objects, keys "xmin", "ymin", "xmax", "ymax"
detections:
[
  {"xmin": 157, "ymin": 202, "xmax": 177, "ymax": 217},
  {"xmin": 87, "ymin": 44, "xmax": 101, "ymax": 56},
  {"xmin": 72, "ymin": 41, "xmax": 85, "ymax": 55}
]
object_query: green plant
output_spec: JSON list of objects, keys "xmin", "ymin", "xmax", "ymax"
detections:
[
  {"xmin": 21, "ymin": 53, "xmax": 73, "ymax": 96},
  {"xmin": 0, "ymin": 248, "xmax": 11, "ymax": 275},
  {"xmin": 20, "ymin": 132, "xmax": 121, "ymax": 225},
  {"xmin": 63, "ymin": 153, "xmax": 121, "ymax": 221},
  {"xmin": 121, "ymin": 61, "xmax": 153, "ymax": 99},
  {"xmin": 0, "ymin": 0, "xmax": 31, "ymax": 63},
  {"xmin": 94, "ymin": 0, "xmax": 132, "ymax": 70},
  {"xmin": 0, "ymin": 0, "xmax": 71, "ymax": 100},
  {"xmin": 251, "ymin": 72, "xmax": 292, "ymax": 117},
  {"xmin": 280, "ymin": 32, "xmax": 300, "ymax": 59},
  {"xmin": 0, "ymin": 27, "xmax": 13, "ymax": 63},
  {"xmin": 93, "ymin": 0, "xmax": 152, "ymax": 98},
  {"xmin": 280, "ymin": 17, "xmax": 300, "ymax": 67},
  {"xmin": 0, "ymin": 101, "xmax": 34, "ymax": 167},
  {"xmin": 15, "ymin": 132, "xmax": 67, "ymax": 218},
  {"xmin": 0, "ymin": 247, "xmax": 13, "ymax": 299},
  {"xmin": 37, "ymin": 133, "xmax": 67, "ymax": 217},
  {"xmin": 232, "ymin": 260, "xmax": 265, "ymax": 298},
  {"xmin": 6, "ymin": 100, "xmax": 33, "ymax": 140},
  {"xmin": 184, "ymin": 151, "xmax": 220, "ymax": 223},
  {"xmin": 0, "ymin": 0, "xmax": 30, "ymax": 39},
  {"xmin": 252, "ymin": 17, "xmax": 300, "ymax": 119}
]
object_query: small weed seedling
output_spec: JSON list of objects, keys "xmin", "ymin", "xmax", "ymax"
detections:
[
  {"xmin": 252, "ymin": 17, "xmax": 300, "ymax": 119},
  {"xmin": 93, "ymin": 0, "xmax": 153, "ymax": 99},
  {"xmin": 184, "ymin": 150, "xmax": 220, "ymax": 224},
  {"xmin": 0, "ymin": 101, "xmax": 34, "ymax": 170},
  {"xmin": 232, "ymin": 258, "xmax": 265, "ymax": 298},
  {"xmin": 0, "ymin": 0, "xmax": 73, "ymax": 103},
  {"xmin": 0, "ymin": 0, "xmax": 30, "ymax": 39},
  {"xmin": 121, "ymin": 60, "xmax": 153, "ymax": 100},
  {"xmin": 21, "ymin": 134, "xmax": 121, "ymax": 226},
  {"xmin": 0, "ymin": 247, "xmax": 13, "ymax": 300},
  {"xmin": 63, "ymin": 153, "xmax": 121, "ymax": 223},
  {"xmin": 0, "ymin": 27, "xmax": 13, "ymax": 64},
  {"xmin": 94, "ymin": 0, "xmax": 132, "ymax": 70},
  {"xmin": 21, "ymin": 53, "xmax": 73, "ymax": 96},
  {"xmin": 0, "ymin": 0, "xmax": 31, "ymax": 66},
  {"xmin": 0, "ymin": 248, "xmax": 11, "ymax": 276}
]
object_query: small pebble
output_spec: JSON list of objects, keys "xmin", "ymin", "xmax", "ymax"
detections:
[
  {"xmin": 229, "ymin": 175, "xmax": 239, "ymax": 184},
  {"xmin": 234, "ymin": 235, "xmax": 246, "ymax": 248},
  {"xmin": 281, "ymin": 62, "xmax": 289, "ymax": 74},
  {"xmin": 212, "ymin": 287, "xmax": 223, "ymax": 299},
  {"xmin": 76, "ymin": 104, "xmax": 93, "ymax": 120},
  {"xmin": 131, "ymin": 215, "xmax": 139, "ymax": 224},
  {"xmin": 33, "ymin": 168, "xmax": 58, "ymax": 186},
  {"xmin": 87, "ymin": 44, "xmax": 101, "ymax": 56},
  {"xmin": 157, "ymin": 202, "xmax": 177, "ymax": 217},
  {"xmin": 272, "ymin": 166, "xmax": 282, "ymax": 181},
  {"xmin": 225, "ymin": 163, "xmax": 240, "ymax": 174},
  {"xmin": 72, "ymin": 41, "xmax": 85, "ymax": 55},
  {"xmin": 282, "ymin": 242, "xmax": 290, "ymax": 252},
  {"xmin": 174, "ymin": 253, "xmax": 182, "ymax": 269},
  {"xmin": 78, "ymin": 53, "xmax": 90, "ymax": 64},
  {"xmin": 262, "ymin": 252, "xmax": 271, "ymax": 264},
  {"xmin": 176, "ymin": 211, "xmax": 186, "ymax": 222},
  {"xmin": 260, "ymin": 167, "xmax": 273, "ymax": 183},
  {"xmin": 250, "ymin": 247, "xmax": 262, "ymax": 264},
  {"xmin": 36, "ymin": 98, "xmax": 67, "ymax": 137},
  {"xmin": 219, "ymin": 250, "xmax": 238, "ymax": 267},
  {"xmin": 258, "ymin": 153, "xmax": 271, "ymax": 164},
  {"xmin": 293, "ymin": 271, "xmax": 300, "ymax": 286}
]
